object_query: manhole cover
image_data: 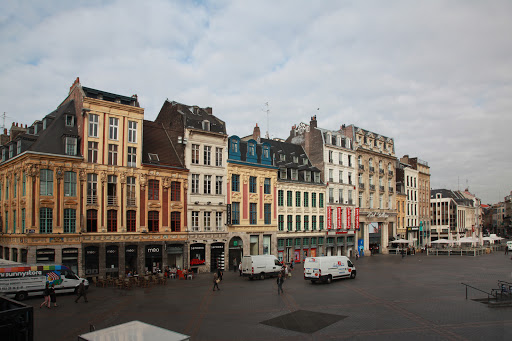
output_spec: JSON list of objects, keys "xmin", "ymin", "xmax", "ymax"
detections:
[{"xmin": 260, "ymin": 310, "xmax": 347, "ymax": 334}]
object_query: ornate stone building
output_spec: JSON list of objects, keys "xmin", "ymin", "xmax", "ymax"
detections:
[
  {"xmin": 226, "ymin": 135, "xmax": 278, "ymax": 263},
  {"xmin": 0, "ymin": 78, "xmax": 188, "ymax": 279}
]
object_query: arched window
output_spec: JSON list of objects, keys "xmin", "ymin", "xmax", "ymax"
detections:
[{"xmin": 148, "ymin": 211, "xmax": 159, "ymax": 232}]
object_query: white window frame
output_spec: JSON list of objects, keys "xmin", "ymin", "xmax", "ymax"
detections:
[
  {"xmin": 128, "ymin": 121, "xmax": 137, "ymax": 143},
  {"xmin": 215, "ymin": 147, "xmax": 222, "ymax": 167},
  {"xmin": 127, "ymin": 146, "xmax": 137, "ymax": 167},
  {"xmin": 65, "ymin": 137, "xmax": 77, "ymax": 155},
  {"xmin": 89, "ymin": 114, "xmax": 99, "ymax": 138},
  {"xmin": 109, "ymin": 117, "xmax": 119, "ymax": 140}
]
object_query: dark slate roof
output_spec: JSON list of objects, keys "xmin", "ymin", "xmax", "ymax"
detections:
[
  {"xmin": 142, "ymin": 120, "xmax": 185, "ymax": 169},
  {"xmin": 431, "ymin": 189, "xmax": 474, "ymax": 206},
  {"xmin": 26, "ymin": 100, "xmax": 80, "ymax": 156},
  {"xmin": 155, "ymin": 100, "xmax": 226, "ymax": 135},
  {"xmin": 82, "ymin": 86, "xmax": 139, "ymax": 107}
]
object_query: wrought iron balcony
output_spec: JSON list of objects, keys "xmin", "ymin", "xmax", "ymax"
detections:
[
  {"xmin": 369, "ymin": 166, "xmax": 375, "ymax": 173},
  {"xmin": 370, "ymin": 184, "xmax": 376, "ymax": 191},
  {"xmin": 388, "ymin": 170, "xmax": 394, "ymax": 177},
  {"xmin": 127, "ymin": 197, "xmax": 137, "ymax": 207},
  {"xmin": 358, "ymin": 164, "xmax": 364, "ymax": 171},
  {"xmin": 87, "ymin": 195, "xmax": 97, "ymax": 205},
  {"xmin": 359, "ymin": 183, "xmax": 365, "ymax": 189},
  {"xmin": 379, "ymin": 169, "xmax": 384, "ymax": 175},
  {"xmin": 389, "ymin": 187, "xmax": 394, "ymax": 193},
  {"xmin": 379, "ymin": 186, "xmax": 385, "ymax": 192},
  {"xmin": 107, "ymin": 195, "xmax": 117, "ymax": 206}
]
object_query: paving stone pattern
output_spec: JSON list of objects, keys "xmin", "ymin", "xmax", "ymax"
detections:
[{"xmin": 27, "ymin": 252, "xmax": 512, "ymax": 340}]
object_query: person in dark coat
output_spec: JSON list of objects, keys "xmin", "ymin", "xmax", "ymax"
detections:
[
  {"xmin": 213, "ymin": 272, "xmax": 220, "ymax": 291},
  {"xmin": 277, "ymin": 273, "xmax": 284, "ymax": 295},
  {"xmin": 49, "ymin": 284, "xmax": 57, "ymax": 307},
  {"xmin": 40, "ymin": 282, "xmax": 51, "ymax": 309},
  {"xmin": 75, "ymin": 280, "xmax": 88, "ymax": 303}
]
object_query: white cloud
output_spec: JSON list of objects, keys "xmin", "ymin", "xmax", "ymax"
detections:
[{"xmin": 0, "ymin": 0, "xmax": 511, "ymax": 203}]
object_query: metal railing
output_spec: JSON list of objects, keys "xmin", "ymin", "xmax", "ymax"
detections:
[
  {"xmin": 359, "ymin": 183, "xmax": 365, "ymax": 189},
  {"xmin": 127, "ymin": 197, "xmax": 136, "ymax": 206},
  {"xmin": 369, "ymin": 166, "xmax": 375, "ymax": 173},
  {"xmin": 461, "ymin": 282, "xmax": 493, "ymax": 302},
  {"xmin": 87, "ymin": 195, "xmax": 97, "ymax": 204},
  {"xmin": 379, "ymin": 169, "xmax": 384, "ymax": 175},
  {"xmin": 370, "ymin": 184, "xmax": 376, "ymax": 191},
  {"xmin": 358, "ymin": 164, "xmax": 364, "ymax": 170},
  {"xmin": 379, "ymin": 186, "xmax": 385, "ymax": 192},
  {"xmin": 107, "ymin": 195, "xmax": 117, "ymax": 206}
]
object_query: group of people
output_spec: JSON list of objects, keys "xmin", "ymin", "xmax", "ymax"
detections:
[{"xmin": 40, "ymin": 279, "xmax": 88, "ymax": 309}]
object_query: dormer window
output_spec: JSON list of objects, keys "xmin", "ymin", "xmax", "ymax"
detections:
[
  {"xmin": 2, "ymin": 149, "xmax": 5, "ymax": 161},
  {"xmin": 303, "ymin": 158, "xmax": 308, "ymax": 165},
  {"xmin": 34, "ymin": 124, "xmax": 38, "ymax": 134},
  {"xmin": 231, "ymin": 139, "xmax": 238, "ymax": 153},
  {"xmin": 202, "ymin": 120, "xmax": 210, "ymax": 131},
  {"xmin": 280, "ymin": 154, "xmax": 285, "ymax": 161},
  {"xmin": 293, "ymin": 156, "xmax": 298, "ymax": 163},
  {"xmin": 148, "ymin": 153, "xmax": 159, "ymax": 163},
  {"xmin": 43, "ymin": 119, "xmax": 47, "ymax": 130},
  {"xmin": 291, "ymin": 169, "xmax": 298, "ymax": 181},
  {"xmin": 314, "ymin": 172, "xmax": 320, "ymax": 183},
  {"xmin": 279, "ymin": 167, "xmax": 287, "ymax": 179},
  {"xmin": 66, "ymin": 115, "xmax": 75, "ymax": 127},
  {"xmin": 263, "ymin": 146, "xmax": 269, "ymax": 159},
  {"xmin": 304, "ymin": 171, "xmax": 311, "ymax": 182},
  {"xmin": 17, "ymin": 141, "xmax": 21, "ymax": 154},
  {"xmin": 9, "ymin": 144, "xmax": 14, "ymax": 158},
  {"xmin": 248, "ymin": 143, "xmax": 256, "ymax": 156}
]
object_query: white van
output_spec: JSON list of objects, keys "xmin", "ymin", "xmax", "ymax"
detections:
[
  {"xmin": 304, "ymin": 256, "xmax": 356, "ymax": 284},
  {"xmin": 507, "ymin": 241, "xmax": 512, "ymax": 251},
  {"xmin": 0, "ymin": 263, "xmax": 88, "ymax": 301},
  {"xmin": 241, "ymin": 255, "xmax": 282, "ymax": 280}
]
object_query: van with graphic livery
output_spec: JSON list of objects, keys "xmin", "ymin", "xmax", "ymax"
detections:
[
  {"xmin": 0, "ymin": 263, "xmax": 88, "ymax": 301},
  {"xmin": 304, "ymin": 256, "xmax": 356, "ymax": 284}
]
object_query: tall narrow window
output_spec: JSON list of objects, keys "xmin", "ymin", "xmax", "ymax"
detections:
[
  {"xmin": 12, "ymin": 209, "xmax": 16, "ymax": 234},
  {"xmin": 40, "ymin": 208, "xmax": 53, "ymax": 234},
  {"xmin": 319, "ymin": 193, "xmax": 324, "ymax": 208},
  {"xmin": 17, "ymin": 140, "xmax": 21, "ymax": 154},
  {"xmin": 231, "ymin": 174, "xmax": 240, "ymax": 192},
  {"xmin": 65, "ymin": 137, "xmax": 77, "ymax": 155},
  {"xmin": 287, "ymin": 215, "xmax": 293, "ymax": 231},
  {"xmin": 148, "ymin": 180, "xmax": 159, "ymax": 200},
  {"xmin": 304, "ymin": 192, "xmax": 309, "ymax": 207},
  {"xmin": 215, "ymin": 176, "xmax": 223, "ymax": 195},
  {"xmin": 295, "ymin": 191, "xmax": 301, "ymax": 207},
  {"xmin": 204, "ymin": 146, "xmax": 211, "ymax": 165},
  {"xmin": 87, "ymin": 209, "xmax": 98, "ymax": 232},
  {"xmin": 88, "ymin": 142, "xmax": 98, "ymax": 163},
  {"xmin": 171, "ymin": 181, "xmax": 181, "ymax": 201},
  {"xmin": 21, "ymin": 208, "xmax": 25, "ymax": 233},
  {"xmin": 204, "ymin": 175, "xmax": 211, "ymax": 194},
  {"xmin": 296, "ymin": 215, "xmax": 301, "ymax": 231},
  {"xmin": 127, "ymin": 147, "xmax": 137, "ymax": 167},
  {"xmin": 204, "ymin": 212, "xmax": 211, "ymax": 231},
  {"xmin": 264, "ymin": 178, "xmax": 271, "ymax": 194},
  {"xmin": 127, "ymin": 177, "xmax": 136, "ymax": 206},
  {"xmin": 287, "ymin": 191, "xmax": 293, "ymax": 207},
  {"xmin": 312, "ymin": 216, "xmax": 317, "ymax": 230},
  {"xmin": 278, "ymin": 190, "xmax": 284, "ymax": 206},
  {"xmin": 264, "ymin": 204, "xmax": 271, "ymax": 225},
  {"xmin": 191, "ymin": 174, "xmax": 199, "ymax": 194},
  {"xmin": 250, "ymin": 203, "xmax": 257, "ymax": 224},
  {"xmin": 107, "ymin": 210, "xmax": 117, "ymax": 232},
  {"xmin": 64, "ymin": 209, "xmax": 76, "ymax": 233},
  {"xmin": 87, "ymin": 174, "xmax": 98, "ymax": 204},
  {"xmin": 109, "ymin": 117, "xmax": 119, "ymax": 140},
  {"xmin": 128, "ymin": 121, "xmax": 137, "ymax": 143},
  {"xmin": 249, "ymin": 176, "xmax": 257, "ymax": 193},
  {"xmin": 311, "ymin": 193, "xmax": 317, "ymax": 207},
  {"xmin": 191, "ymin": 211, "xmax": 199, "ymax": 230},
  {"xmin": 5, "ymin": 180, "xmax": 8, "ymax": 200},
  {"xmin": 215, "ymin": 147, "xmax": 222, "ymax": 166},
  {"xmin": 22, "ymin": 172, "xmax": 26, "ymax": 196},
  {"xmin": 107, "ymin": 175, "xmax": 117, "ymax": 205},
  {"xmin": 171, "ymin": 212, "xmax": 181, "ymax": 232},
  {"xmin": 13, "ymin": 178, "xmax": 17, "ymax": 198},
  {"xmin": 108, "ymin": 144, "xmax": 118, "ymax": 165},
  {"xmin": 216, "ymin": 212, "xmax": 222, "ymax": 230},
  {"xmin": 191, "ymin": 144, "xmax": 200, "ymax": 164},
  {"xmin": 126, "ymin": 210, "xmax": 136, "ymax": 232},
  {"xmin": 64, "ymin": 171, "xmax": 76, "ymax": 197},
  {"xmin": 148, "ymin": 211, "xmax": 159, "ymax": 232},
  {"xmin": 89, "ymin": 114, "xmax": 99, "ymax": 137},
  {"xmin": 278, "ymin": 215, "xmax": 284, "ymax": 231},
  {"xmin": 40, "ymin": 169, "xmax": 53, "ymax": 196},
  {"xmin": 231, "ymin": 202, "xmax": 240, "ymax": 225}
]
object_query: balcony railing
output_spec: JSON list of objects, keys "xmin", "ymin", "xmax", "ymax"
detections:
[
  {"xmin": 388, "ymin": 171, "xmax": 394, "ymax": 177},
  {"xmin": 370, "ymin": 184, "xmax": 376, "ymax": 191},
  {"xmin": 379, "ymin": 169, "xmax": 384, "ymax": 175},
  {"xmin": 389, "ymin": 187, "xmax": 394, "ymax": 193},
  {"xmin": 369, "ymin": 166, "xmax": 375, "ymax": 173},
  {"xmin": 329, "ymin": 197, "xmax": 335, "ymax": 203},
  {"xmin": 107, "ymin": 195, "xmax": 117, "ymax": 206},
  {"xmin": 358, "ymin": 164, "xmax": 364, "ymax": 171},
  {"xmin": 127, "ymin": 197, "xmax": 137, "ymax": 207},
  {"xmin": 347, "ymin": 199, "xmax": 353, "ymax": 205},
  {"xmin": 379, "ymin": 186, "xmax": 385, "ymax": 192},
  {"xmin": 87, "ymin": 195, "xmax": 97, "ymax": 205},
  {"xmin": 359, "ymin": 183, "xmax": 365, "ymax": 189}
]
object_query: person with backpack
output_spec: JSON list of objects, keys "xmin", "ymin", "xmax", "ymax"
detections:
[{"xmin": 75, "ymin": 280, "xmax": 88, "ymax": 303}]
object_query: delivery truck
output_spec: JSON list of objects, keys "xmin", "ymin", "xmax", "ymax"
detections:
[
  {"xmin": 0, "ymin": 263, "xmax": 88, "ymax": 301},
  {"xmin": 304, "ymin": 256, "xmax": 356, "ymax": 284}
]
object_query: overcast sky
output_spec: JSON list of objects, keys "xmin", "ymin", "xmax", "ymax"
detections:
[{"xmin": 1, "ymin": 0, "xmax": 510, "ymax": 204}]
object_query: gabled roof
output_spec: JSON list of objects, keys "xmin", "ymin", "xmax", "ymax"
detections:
[
  {"xmin": 142, "ymin": 120, "xmax": 185, "ymax": 169},
  {"xmin": 155, "ymin": 100, "xmax": 226, "ymax": 135}
]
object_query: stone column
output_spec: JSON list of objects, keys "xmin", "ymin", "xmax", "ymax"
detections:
[
  {"xmin": 381, "ymin": 222, "xmax": 389, "ymax": 254},
  {"xmin": 118, "ymin": 242, "xmax": 125, "ymax": 278},
  {"xmin": 363, "ymin": 223, "xmax": 370, "ymax": 253},
  {"xmin": 99, "ymin": 243, "xmax": 106, "ymax": 278}
]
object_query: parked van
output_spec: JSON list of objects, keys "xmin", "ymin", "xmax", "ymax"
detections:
[
  {"xmin": 507, "ymin": 241, "xmax": 512, "ymax": 251},
  {"xmin": 304, "ymin": 256, "xmax": 356, "ymax": 284},
  {"xmin": 241, "ymin": 255, "xmax": 282, "ymax": 280},
  {"xmin": 0, "ymin": 263, "xmax": 88, "ymax": 301}
]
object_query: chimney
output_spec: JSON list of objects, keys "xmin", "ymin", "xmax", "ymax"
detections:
[
  {"xmin": 69, "ymin": 77, "xmax": 80, "ymax": 93},
  {"xmin": 205, "ymin": 107, "xmax": 213, "ymax": 115},
  {"xmin": 253, "ymin": 123, "xmax": 261, "ymax": 142},
  {"xmin": 310, "ymin": 115, "xmax": 317, "ymax": 128}
]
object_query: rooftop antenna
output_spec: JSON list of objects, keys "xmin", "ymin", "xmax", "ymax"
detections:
[{"xmin": 263, "ymin": 102, "xmax": 269, "ymax": 139}]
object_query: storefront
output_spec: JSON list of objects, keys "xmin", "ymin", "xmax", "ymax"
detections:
[
  {"xmin": 21, "ymin": 249, "xmax": 27, "ymax": 263},
  {"xmin": 84, "ymin": 246, "xmax": 99, "ymax": 276},
  {"xmin": 166, "ymin": 244, "xmax": 184, "ymax": 270},
  {"xmin": 250, "ymin": 236, "xmax": 259, "ymax": 255},
  {"xmin": 106, "ymin": 245, "xmax": 119, "ymax": 278},
  {"xmin": 36, "ymin": 248, "xmax": 55, "ymax": 263},
  {"xmin": 125, "ymin": 245, "xmax": 138, "ymax": 274},
  {"xmin": 145, "ymin": 245, "xmax": 162, "ymax": 274},
  {"xmin": 12, "ymin": 249, "xmax": 18, "ymax": 262},
  {"xmin": 262, "ymin": 235, "xmax": 271, "ymax": 255},
  {"xmin": 210, "ymin": 243, "xmax": 225, "ymax": 272},
  {"xmin": 228, "ymin": 237, "xmax": 243, "ymax": 269},
  {"xmin": 189, "ymin": 243, "xmax": 205, "ymax": 271},
  {"xmin": 62, "ymin": 248, "xmax": 79, "ymax": 274}
]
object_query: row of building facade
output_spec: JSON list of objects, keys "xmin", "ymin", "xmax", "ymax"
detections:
[{"xmin": 0, "ymin": 78, "xmax": 487, "ymax": 279}]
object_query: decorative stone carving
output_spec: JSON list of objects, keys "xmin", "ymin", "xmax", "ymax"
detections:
[
  {"xmin": 79, "ymin": 169, "xmax": 87, "ymax": 181},
  {"xmin": 27, "ymin": 163, "xmax": 39, "ymax": 177},
  {"xmin": 55, "ymin": 167, "xmax": 64, "ymax": 180},
  {"xmin": 119, "ymin": 172, "xmax": 127, "ymax": 184},
  {"xmin": 139, "ymin": 173, "xmax": 147, "ymax": 188},
  {"xmin": 162, "ymin": 177, "xmax": 170, "ymax": 189},
  {"xmin": 100, "ymin": 172, "xmax": 107, "ymax": 183}
]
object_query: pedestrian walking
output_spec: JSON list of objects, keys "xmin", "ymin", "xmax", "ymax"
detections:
[
  {"xmin": 75, "ymin": 280, "xmax": 88, "ymax": 303},
  {"xmin": 505, "ymin": 247, "xmax": 509, "ymax": 255},
  {"xmin": 40, "ymin": 282, "xmax": 51, "ymax": 309},
  {"xmin": 49, "ymin": 284, "xmax": 57, "ymax": 307},
  {"xmin": 213, "ymin": 272, "xmax": 220, "ymax": 291},
  {"xmin": 217, "ymin": 268, "xmax": 223, "ymax": 281},
  {"xmin": 355, "ymin": 251, "xmax": 359, "ymax": 260},
  {"xmin": 239, "ymin": 262, "xmax": 242, "ymax": 276},
  {"xmin": 284, "ymin": 265, "xmax": 289, "ymax": 279},
  {"xmin": 277, "ymin": 273, "xmax": 284, "ymax": 295}
]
